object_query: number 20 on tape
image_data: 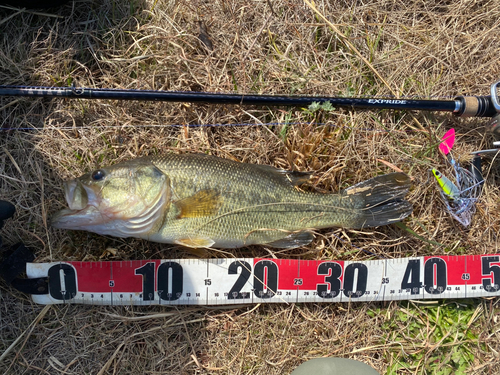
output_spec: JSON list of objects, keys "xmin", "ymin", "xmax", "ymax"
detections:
[{"xmin": 26, "ymin": 255, "xmax": 500, "ymax": 306}]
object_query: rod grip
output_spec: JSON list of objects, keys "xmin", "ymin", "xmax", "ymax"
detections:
[{"xmin": 454, "ymin": 96, "xmax": 498, "ymax": 117}]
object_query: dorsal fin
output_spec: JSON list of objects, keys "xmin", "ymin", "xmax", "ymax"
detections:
[{"xmin": 253, "ymin": 164, "xmax": 313, "ymax": 186}]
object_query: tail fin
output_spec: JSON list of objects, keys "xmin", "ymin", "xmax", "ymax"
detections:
[{"xmin": 343, "ymin": 172, "xmax": 413, "ymax": 229}]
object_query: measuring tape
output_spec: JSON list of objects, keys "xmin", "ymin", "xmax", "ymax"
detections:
[{"xmin": 25, "ymin": 254, "xmax": 500, "ymax": 305}]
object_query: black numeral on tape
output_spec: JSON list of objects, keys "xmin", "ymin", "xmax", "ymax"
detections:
[
  {"xmin": 135, "ymin": 263, "xmax": 155, "ymax": 301},
  {"xmin": 316, "ymin": 262, "xmax": 342, "ymax": 298},
  {"xmin": 401, "ymin": 259, "xmax": 423, "ymax": 294},
  {"xmin": 424, "ymin": 258, "xmax": 447, "ymax": 294},
  {"xmin": 135, "ymin": 262, "xmax": 183, "ymax": 301},
  {"xmin": 343, "ymin": 263, "xmax": 368, "ymax": 298},
  {"xmin": 158, "ymin": 262, "xmax": 183, "ymax": 301},
  {"xmin": 401, "ymin": 258, "xmax": 448, "ymax": 295},
  {"xmin": 254, "ymin": 260, "xmax": 278, "ymax": 299},
  {"xmin": 227, "ymin": 261, "xmax": 251, "ymax": 299},
  {"xmin": 48, "ymin": 264, "xmax": 77, "ymax": 300},
  {"xmin": 482, "ymin": 256, "xmax": 500, "ymax": 292}
]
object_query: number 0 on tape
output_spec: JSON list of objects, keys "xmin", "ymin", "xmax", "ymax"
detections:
[{"xmin": 26, "ymin": 255, "xmax": 500, "ymax": 305}]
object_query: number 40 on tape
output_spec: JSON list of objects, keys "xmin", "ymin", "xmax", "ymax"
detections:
[{"xmin": 26, "ymin": 254, "xmax": 500, "ymax": 306}]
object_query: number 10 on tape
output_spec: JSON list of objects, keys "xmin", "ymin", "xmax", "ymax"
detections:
[{"xmin": 26, "ymin": 255, "xmax": 500, "ymax": 306}]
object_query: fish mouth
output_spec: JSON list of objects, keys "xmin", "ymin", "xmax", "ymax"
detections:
[
  {"xmin": 51, "ymin": 180, "xmax": 104, "ymax": 229},
  {"xmin": 65, "ymin": 180, "xmax": 89, "ymax": 210}
]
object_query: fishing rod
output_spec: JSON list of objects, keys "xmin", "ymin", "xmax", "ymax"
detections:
[{"xmin": 1, "ymin": 81, "xmax": 500, "ymax": 119}]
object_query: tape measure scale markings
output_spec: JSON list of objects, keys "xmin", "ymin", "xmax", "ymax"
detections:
[{"xmin": 26, "ymin": 255, "xmax": 500, "ymax": 306}]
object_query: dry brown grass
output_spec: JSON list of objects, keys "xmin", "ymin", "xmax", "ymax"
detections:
[{"xmin": 1, "ymin": 0, "xmax": 500, "ymax": 373}]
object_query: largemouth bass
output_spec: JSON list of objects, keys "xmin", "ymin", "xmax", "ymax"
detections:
[{"xmin": 51, "ymin": 153, "xmax": 412, "ymax": 249}]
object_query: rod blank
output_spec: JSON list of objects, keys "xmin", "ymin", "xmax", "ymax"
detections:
[{"xmin": 0, "ymin": 85, "xmax": 497, "ymax": 118}]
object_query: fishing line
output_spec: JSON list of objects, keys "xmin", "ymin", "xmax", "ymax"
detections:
[
  {"xmin": 2, "ymin": 83, "xmax": 500, "ymax": 306},
  {"xmin": 0, "ymin": 122, "xmax": 437, "ymax": 258},
  {"xmin": 2, "ymin": 80, "xmax": 500, "ymax": 135},
  {"xmin": 0, "ymin": 121, "xmax": 427, "ymax": 134}
]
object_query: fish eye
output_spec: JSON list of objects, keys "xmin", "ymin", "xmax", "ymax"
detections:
[{"xmin": 91, "ymin": 169, "xmax": 106, "ymax": 181}]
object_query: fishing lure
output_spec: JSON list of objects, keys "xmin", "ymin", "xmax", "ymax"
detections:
[
  {"xmin": 432, "ymin": 129, "xmax": 482, "ymax": 226},
  {"xmin": 431, "ymin": 169, "xmax": 460, "ymax": 200},
  {"xmin": 439, "ymin": 128, "xmax": 455, "ymax": 155}
]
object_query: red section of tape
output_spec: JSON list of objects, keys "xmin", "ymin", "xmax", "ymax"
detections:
[{"xmin": 253, "ymin": 258, "xmax": 345, "ymax": 290}]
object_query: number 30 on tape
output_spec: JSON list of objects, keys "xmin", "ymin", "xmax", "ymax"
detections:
[{"xmin": 26, "ymin": 254, "xmax": 500, "ymax": 305}]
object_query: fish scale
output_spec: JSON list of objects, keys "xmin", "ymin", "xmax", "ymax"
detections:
[{"xmin": 149, "ymin": 154, "xmax": 357, "ymax": 247}]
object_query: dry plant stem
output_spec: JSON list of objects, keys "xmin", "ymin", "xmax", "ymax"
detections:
[
  {"xmin": 303, "ymin": 0, "xmax": 393, "ymax": 94},
  {"xmin": 96, "ymin": 343, "xmax": 124, "ymax": 375},
  {"xmin": 0, "ymin": 305, "xmax": 51, "ymax": 364},
  {"xmin": 303, "ymin": 0, "xmax": 426, "ymax": 131}
]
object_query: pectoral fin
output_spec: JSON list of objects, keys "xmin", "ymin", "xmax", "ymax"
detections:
[
  {"xmin": 175, "ymin": 189, "xmax": 222, "ymax": 218},
  {"xmin": 175, "ymin": 236, "xmax": 216, "ymax": 248}
]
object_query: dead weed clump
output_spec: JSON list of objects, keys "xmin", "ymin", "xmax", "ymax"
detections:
[{"xmin": 2, "ymin": 0, "xmax": 500, "ymax": 374}]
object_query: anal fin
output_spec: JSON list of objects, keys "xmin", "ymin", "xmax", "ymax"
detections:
[{"xmin": 267, "ymin": 231, "xmax": 314, "ymax": 249}]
